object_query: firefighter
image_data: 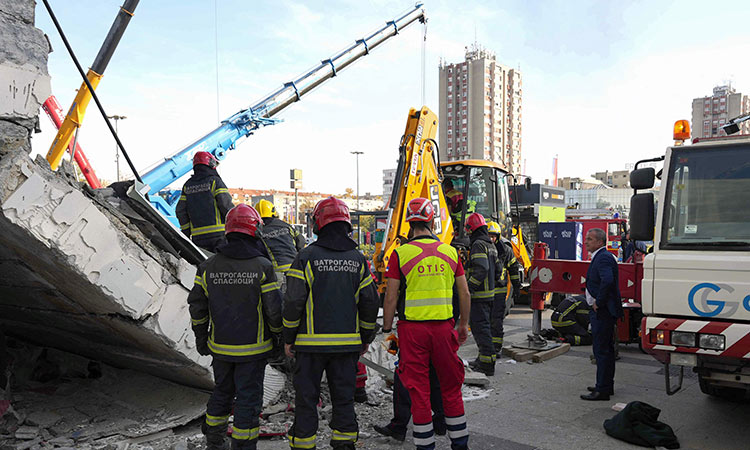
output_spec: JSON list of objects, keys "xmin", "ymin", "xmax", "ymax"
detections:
[
  {"xmin": 551, "ymin": 295, "xmax": 592, "ymax": 345},
  {"xmin": 176, "ymin": 151, "xmax": 235, "ymax": 253},
  {"xmin": 487, "ymin": 221, "xmax": 522, "ymax": 355},
  {"xmin": 465, "ymin": 213, "xmax": 501, "ymax": 376},
  {"xmin": 442, "ymin": 178, "xmax": 464, "ymax": 224},
  {"xmin": 382, "ymin": 197, "xmax": 471, "ymax": 450},
  {"xmin": 283, "ymin": 197, "xmax": 379, "ymax": 450},
  {"xmin": 254, "ymin": 199, "xmax": 305, "ymax": 292},
  {"xmin": 187, "ymin": 204, "xmax": 283, "ymax": 450}
]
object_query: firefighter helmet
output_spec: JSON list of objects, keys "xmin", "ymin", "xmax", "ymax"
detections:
[
  {"xmin": 225, "ymin": 204, "xmax": 262, "ymax": 237},
  {"xmin": 405, "ymin": 198, "xmax": 434, "ymax": 223},
  {"xmin": 254, "ymin": 199, "xmax": 278, "ymax": 218},
  {"xmin": 465, "ymin": 212, "xmax": 487, "ymax": 233},
  {"xmin": 487, "ymin": 221, "xmax": 502, "ymax": 235},
  {"xmin": 312, "ymin": 197, "xmax": 351, "ymax": 233},
  {"xmin": 193, "ymin": 151, "xmax": 219, "ymax": 169}
]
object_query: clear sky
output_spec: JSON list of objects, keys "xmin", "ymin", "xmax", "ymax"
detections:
[{"xmin": 31, "ymin": 0, "xmax": 750, "ymax": 195}]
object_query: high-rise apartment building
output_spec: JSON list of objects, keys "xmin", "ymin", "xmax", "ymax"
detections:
[
  {"xmin": 691, "ymin": 84, "xmax": 750, "ymax": 139},
  {"xmin": 438, "ymin": 44, "xmax": 522, "ymax": 174},
  {"xmin": 382, "ymin": 168, "xmax": 396, "ymax": 206}
]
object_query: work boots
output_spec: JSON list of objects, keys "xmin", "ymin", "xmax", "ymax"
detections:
[
  {"xmin": 468, "ymin": 359, "xmax": 495, "ymax": 376},
  {"xmin": 354, "ymin": 386, "xmax": 368, "ymax": 403},
  {"xmin": 202, "ymin": 421, "xmax": 229, "ymax": 450}
]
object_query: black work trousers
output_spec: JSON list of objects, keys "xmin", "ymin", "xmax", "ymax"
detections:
[
  {"xmin": 388, "ymin": 364, "xmax": 446, "ymax": 437},
  {"xmin": 289, "ymin": 351, "xmax": 359, "ymax": 449},
  {"xmin": 205, "ymin": 358, "xmax": 266, "ymax": 449},
  {"xmin": 553, "ymin": 323, "xmax": 592, "ymax": 346},
  {"xmin": 469, "ymin": 301, "xmax": 495, "ymax": 366},
  {"xmin": 491, "ymin": 289, "xmax": 510, "ymax": 352}
]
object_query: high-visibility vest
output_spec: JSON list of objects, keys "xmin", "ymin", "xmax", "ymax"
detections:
[{"xmin": 395, "ymin": 238, "xmax": 459, "ymax": 321}]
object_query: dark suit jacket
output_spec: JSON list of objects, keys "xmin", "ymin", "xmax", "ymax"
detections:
[{"xmin": 586, "ymin": 248, "xmax": 623, "ymax": 319}]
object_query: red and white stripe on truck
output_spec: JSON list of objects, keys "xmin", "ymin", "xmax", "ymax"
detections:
[{"xmin": 642, "ymin": 316, "xmax": 750, "ymax": 359}]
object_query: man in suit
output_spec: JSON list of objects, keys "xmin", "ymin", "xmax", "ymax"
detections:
[{"xmin": 581, "ymin": 228, "xmax": 623, "ymax": 401}]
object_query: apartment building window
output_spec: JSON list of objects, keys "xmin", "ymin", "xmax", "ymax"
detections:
[
  {"xmin": 447, "ymin": 129, "xmax": 452, "ymax": 135},
  {"xmin": 462, "ymin": 101, "xmax": 467, "ymax": 107},
  {"xmin": 463, "ymin": 91, "xmax": 467, "ymax": 98},
  {"xmin": 462, "ymin": 110, "xmax": 467, "ymax": 117},
  {"xmin": 462, "ymin": 119, "xmax": 467, "ymax": 124},
  {"xmin": 448, "ymin": 85, "xmax": 452, "ymax": 92},
  {"xmin": 448, "ymin": 93, "xmax": 453, "ymax": 100},
  {"xmin": 462, "ymin": 127, "xmax": 467, "ymax": 133}
]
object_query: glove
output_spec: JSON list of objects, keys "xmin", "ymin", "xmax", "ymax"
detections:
[
  {"xmin": 384, "ymin": 333, "xmax": 399, "ymax": 355},
  {"xmin": 196, "ymin": 339, "xmax": 210, "ymax": 356}
]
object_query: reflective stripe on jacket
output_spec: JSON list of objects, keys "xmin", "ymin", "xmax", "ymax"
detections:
[
  {"xmin": 283, "ymin": 244, "xmax": 379, "ymax": 352},
  {"xmin": 394, "ymin": 236, "xmax": 459, "ymax": 321},
  {"xmin": 187, "ymin": 253, "xmax": 282, "ymax": 362}
]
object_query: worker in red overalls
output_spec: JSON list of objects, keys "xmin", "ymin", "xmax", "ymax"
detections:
[{"xmin": 382, "ymin": 198, "xmax": 471, "ymax": 450}]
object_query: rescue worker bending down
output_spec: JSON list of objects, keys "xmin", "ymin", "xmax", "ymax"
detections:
[
  {"xmin": 254, "ymin": 199, "xmax": 305, "ymax": 293},
  {"xmin": 487, "ymin": 221, "xmax": 522, "ymax": 355},
  {"xmin": 176, "ymin": 151, "xmax": 235, "ymax": 253},
  {"xmin": 187, "ymin": 204, "xmax": 283, "ymax": 450},
  {"xmin": 382, "ymin": 197, "xmax": 471, "ymax": 450},
  {"xmin": 465, "ymin": 213, "xmax": 502, "ymax": 376},
  {"xmin": 443, "ymin": 178, "xmax": 464, "ymax": 224},
  {"xmin": 551, "ymin": 295, "xmax": 592, "ymax": 345},
  {"xmin": 283, "ymin": 197, "xmax": 379, "ymax": 450}
]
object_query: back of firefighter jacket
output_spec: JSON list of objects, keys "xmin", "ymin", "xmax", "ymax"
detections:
[
  {"xmin": 283, "ymin": 244, "xmax": 379, "ymax": 353},
  {"xmin": 260, "ymin": 218, "xmax": 305, "ymax": 272},
  {"xmin": 188, "ymin": 253, "xmax": 283, "ymax": 362},
  {"xmin": 494, "ymin": 239, "xmax": 521, "ymax": 290},
  {"xmin": 468, "ymin": 238, "xmax": 500, "ymax": 302},
  {"xmin": 176, "ymin": 166, "xmax": 235, "ymax": 246},
  {"xmin": 551, "ymin": 296, "xmax": 590, "ymax": 329}
]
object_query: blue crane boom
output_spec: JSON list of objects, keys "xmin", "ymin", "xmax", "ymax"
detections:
[{"xmin": 141, "ymin": 4, "xmax": 426, "ymax": 222}]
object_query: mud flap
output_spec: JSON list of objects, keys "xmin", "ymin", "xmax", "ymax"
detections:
[
  {"xmin": 664, "ymin": 361, "xmax": 684, "ymax": 395},
  {"xmin": 127, "ymin": 181, "xmax": 207, "ymax": 265}
]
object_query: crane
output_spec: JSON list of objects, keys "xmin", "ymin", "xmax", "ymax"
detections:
[{"xmin": 140, "ymin": 4, "xmax": 428, "ymax": 224}]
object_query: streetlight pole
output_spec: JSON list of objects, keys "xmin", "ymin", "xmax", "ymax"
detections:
[
  {"xmin": 351, "ymin": 151, "xmax": 363, "ymax": 211},
  {"xmin": 107, "ymin": 114, "xmax": 126, "ymax": 181},
  {"xmin": 351, "ymin": 151, "xmax": 363, "ymax": 246}
]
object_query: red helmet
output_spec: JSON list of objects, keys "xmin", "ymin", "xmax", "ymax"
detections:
[
  {"xmin": 193, "ymin": 151, "xmax": 218, "ymax": 169},
  {"xmin": 312, "ymin": 197, "xmax": 351, "ymax": 233},
  {"xmin": 225, "ymin": 204, "xmax": 262, "ymax": 237},
  {"xmin": 405, "ymin": 198, "xmax": 434, "ymax": 223},
  {"xmin": 465, "ymin": 212, "xmax": 487, "ymax": 233}
]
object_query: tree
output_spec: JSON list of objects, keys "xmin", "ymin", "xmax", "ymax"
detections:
[{"xmin": 344, "ymin": 188, "xmax": 354, "ymax": 198}]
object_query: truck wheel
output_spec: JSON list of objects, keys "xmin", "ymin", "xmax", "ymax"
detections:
[{"xmin": 698, "ymin": 374, "xmax": 747, "ymax": 400}]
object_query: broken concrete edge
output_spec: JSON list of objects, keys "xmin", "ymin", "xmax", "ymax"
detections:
[{"xmin": 0, "ymin": 146, "xmax": 213, "ymax": 389}]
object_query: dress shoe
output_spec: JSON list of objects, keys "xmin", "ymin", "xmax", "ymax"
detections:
[
  {"xmin": 587, "ymin": 386, "xmax": 614, "ymax": 395},
  {"xmin": 373, "ymin": 424, "xmax": 406, "ymax": 442},
  {"xmin": 580, "ymin": 391, "xmax": 610, "ymax": 401}
]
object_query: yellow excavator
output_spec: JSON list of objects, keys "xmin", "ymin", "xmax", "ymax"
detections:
[{"xmin": 373, "ymin": 106, "xmax": 531, "ymax": 292}]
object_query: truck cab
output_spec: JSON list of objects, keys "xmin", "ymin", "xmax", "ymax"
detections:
[{"xmin": 633, "ymin": 128, "xmax": 750, "ymax": 398}]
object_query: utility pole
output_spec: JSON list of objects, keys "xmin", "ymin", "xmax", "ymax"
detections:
[
  {"xmin": 290, "ymin": 169, "xmax": 302, "ymax": 225},
  {"xmin": 107, "ymin": 115, "xmax": 126, "ymax": 181}
]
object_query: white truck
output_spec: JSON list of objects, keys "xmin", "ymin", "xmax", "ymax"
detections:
[{"xmin": 631, "ymin": 120, "xmax": 750, "ymax": 398}]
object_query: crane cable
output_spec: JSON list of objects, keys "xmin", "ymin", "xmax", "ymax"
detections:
[{"xmin": 421, "ymin": 18, "xmax": 427, "ymax": 106}]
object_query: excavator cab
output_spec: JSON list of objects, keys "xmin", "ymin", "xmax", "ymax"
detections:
[{"xmin": 441, "ymin": 160, "xmax": 512, "ymax": 248}]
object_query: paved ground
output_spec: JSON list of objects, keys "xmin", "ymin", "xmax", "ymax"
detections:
[{"xmin": 182, "ymin": 307, "xmax": 750, "ymax": 450}]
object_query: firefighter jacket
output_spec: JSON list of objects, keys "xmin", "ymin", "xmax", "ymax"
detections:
[
  {"xmin": 551, "ymin": 295, "xmax": 590, "ymax": 330},
  {"xmin": 260, "ymin": 217, "xmax": 305, "ymax": 272},
  {"xmin": 283, "ymin": 242, "xmax": 379, "ymax": 353},
  {"xmin": 467, "ymin": 232, "xmax": 501, "ymax": 302},
  {"xmin": 494, "ymin": 238, "xmax": 522, "ymax": 295},
  {"xmin": 187, "ymin": 235, "xmax": 283, "ymax": 362},
  {"xmin": 392, "ymin": 235, "xmax": 461, "ymax": 321},
  {"xmin": 176, "ymin": 165, "xmax": 234, "ymax": 247}
]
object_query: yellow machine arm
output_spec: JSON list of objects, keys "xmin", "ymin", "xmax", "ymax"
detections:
[
  {"xmin": 45, "ymin": 0, "xmax": 139, "ymax": 170},
  {"xmin": 373, "ymin": 106, "xmax": 453, "ymax": 290},
  {"xmin": 510, "ymin": 225, "xmax": 532, "ymax": 272}
]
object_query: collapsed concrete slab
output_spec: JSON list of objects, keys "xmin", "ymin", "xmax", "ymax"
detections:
[
  {"xmin": 0, "ymin": 149, "xmax": 213, "ymax": 389},
  {"xmin": 0, "ymin": 0, "xmax": 213, "ymax": 390}
]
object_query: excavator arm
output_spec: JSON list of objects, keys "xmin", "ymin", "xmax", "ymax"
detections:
[{"xmin": 373, "ymin": 106, "xmax": 453, "ymax": 291}]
